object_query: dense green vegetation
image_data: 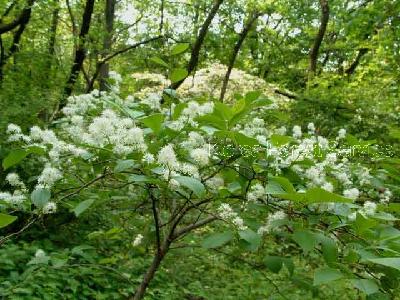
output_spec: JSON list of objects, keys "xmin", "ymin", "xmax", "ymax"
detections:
[{"xmin": 0, "ymin": 0, "xmax": 399, "ymax": 299}]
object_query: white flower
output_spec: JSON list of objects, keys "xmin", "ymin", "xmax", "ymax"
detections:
[
  {"xmin": 343, "ymin": 188, "xmax": 359, "ymax": 200},
  {"xmin": 35, "ymin": 249, "xmax": 46, "ymax": 258},
  {"xmin": 132, "ymin": 234, "xmax": 144, "ymax": 246},
  {"xmin": 218, "ymin": 203, "xmax": 247, "ymax": 230},
  {"xmin": 6, "ymin": 173, "xmax": 22, "ymax": 187},
  {"xmin": 158, "ymin": 144, "xmax": 179, "ymax": 170},
  {"xmin": 362, "ymin": 201, "xmax": 377, "ymax": 216},
  {"xmin": 275, "ymin": 126, "xmax": 287, "ymax": 135},
  {"xmin": 205, "ymin": 176, "xmax": 224, "ymax": 192},
  {"xmin": 258, "ymin": 210, "xmax": 287, "ymax": 235},
  {"xmin": 43, "ymin": 202, "xmax": 57, "ymax": 214},
  {"xmin": 190, "ymin": 148, "xmax": 210, "ymax": 166},
  {"xmin": 380, "ymin": 189, "xmax": 392, "ymax": 204},
  {"xmin": 37, "ymin": 165, "xmax": 62, "ymax": 188},
  {"xmin": 322, "ymin": 182, "xmax": 334, "ymax": 192},
  {"xmin": 292, "ymin": 125, "xmax": 302, "ymax": 139},
  {"xmin": 247, "ymin": 183, "xmax": 265, "ymax": 202},
  {"xmin": 338, "ymin": 128, "xmax": 346, "ymax": 139},
  {"xmin": 7, "ymin": 124, "xmax": 22, "ymax": 134},
  {"xmin": 143, "ymin": 153, "xmax": 155, "ymax": 164},
  {"xmin": 307, "ymin": 122, "xmax": 315, "ymax": 134}
]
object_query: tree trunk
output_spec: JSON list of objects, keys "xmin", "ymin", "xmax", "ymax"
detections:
[
  {"xmin": 170, "ymin": 0, "xmax": 224, "ymax": 90},
  {"xmin": 131, "ymin": 243, "xmax": 170, "ymax": 300},
  {"xmin": 62, "ymin": 0, "xmax": 95, "ymax": 104},
  {"xmin": 219, "ymin": 12, "xmax": 260, "ymax": 101},
  {"xmin": 98, "ymin": 0, "xmax": 115, "ymax": 91},
  {"xmin": 308, "ymin": 0, "xmax": 329, "ymax": 77},
  {"xmin": 48, "ymin": 0, "xmax": 59, "ymax": 61},
  {"xmin": 345, "ymin": 48, "xmax": 368, "ymax": 75}
]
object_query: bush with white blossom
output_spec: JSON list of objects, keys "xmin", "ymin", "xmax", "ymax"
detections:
[{"xmin": 0, "ymin": 75, "xmax": 399, "ymax": 298}]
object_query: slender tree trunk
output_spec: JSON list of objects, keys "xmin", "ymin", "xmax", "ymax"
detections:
[
  {"xmin": 0, "ymin": 0, "xmax": 34, "ymax": 81},
  {"xmin": 62, "ymin": 0, "xmax": 95, "ymax": 104},
  {"xmin": 131, "ymin": 241, "xmax": 170, "ymax": 300},
  {"xmin": 219, "ymin": 12, "xmax": 260, "ymax": 101},
  {"xmin": 345, "ymin": 48, "xmax": 368, "ymax": 75},
  {"xmin": 48, "ymin": 0, "xmax": 59, "ymax": 61},
  {"xmin": 99, "ymin": 0, "xmax": 115, "ymax": 91},
  {"xmin": 170, "ymin": 0, "xmax": 224, "ymax": 90},
  {"xmin": 0, "ymin": 0, "xmax": 35, "ymax": 34},
  {"xmin": 308, "ymin": 0, "xmax": 329, "ymax": 77}
]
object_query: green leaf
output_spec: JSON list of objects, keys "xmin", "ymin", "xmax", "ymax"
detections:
[
  {"xmin": 174, "ymin": 176, "xmax": 206, "ymax": 198},
  {"xmin": 73, "ymin": 199, "xmax": 95, "ymax": 217},
  {"xmin": 170, "ymin": 43, "xmax": 190, "ymax": 55},
  {"xmin": 2, "ymin": 149, "xmax": 27, "ymax": 170},
  {"xmin": 350, "ymin": 279, "xmax": 379, "ymax": 295},
  {"xmin": 292, "ymin": 230, "xmax": 317, "ymax": 254},
  {"xmin": 318, "ymin": 235, "xmax": 338, "ymax": 263},
  {"xmin": 264, "ymin": 256, "xmax": 283, "ymax": 273},
  {"xmin": 239, "ymin": 229, "xmax": 261, "ymax": 251},
  {"xmin": 269, "ymin": 176, "xmax": 295, "ymax": 193},
  {"xmin": 197, "ymin": 115, "xmax": 227, "ymax": 130},
  {"xmin": 0, "ymin": 213, "xmax": 17, "ymax": 228},
  {"xmin": 114, "ymin": 159, "xmax": 136, "ymax": 172},
  {"xmin": 129, "ymin": 174, "xmax": 153, "ymax": 183},
  {"xmin": 305, "ymin": 187, "xmax": 353, "ymax": 203},
  {"xmin": 150, "ymin": 57, "xmax": 169, "ymax": 68},
  {"xmin": 170, "ymin": 68, "xmax": 188, "ymax": 83},
  {"xmin": 201, "ymin": 231, "xmax": 233, "ymax": 248},
  {"xmin": 368, "ymin": 258, "xmax": 400, "ymax": 271},
  {"xmin": 270, "ymin": 135, "xmax": 294, "ymax": 147},
  {"xmin": 245, "ymin": 91, "xmax": 262, "ymax": 102},
  {"xmin": 313, "ymin": 267, "xmax": 344, "ymax": 286},
  {"xmin": 140, "ymin": 113, "xmax": 164, "ymax": 134},
  {"xmin": 31, "ymin": 188, "xmax": 51, "ymax": 208}
]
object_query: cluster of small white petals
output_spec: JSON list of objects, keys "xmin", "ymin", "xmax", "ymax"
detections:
[
  {"xmin": 180, "ymin": 131, "xmax": 205, "ymax": 149},
  {"xmin": 380, "ymin": 189, "xmax": 392, "ymax": 204},
  {"xmin": 43, "ymin": 202, "xmax": 57, "ymax": 214},
  {"xmin": 0, "ymin": 192, "xmax": 26, "ymax": 205},
  {"xmin": 217, "ymin": 203, "xmax": 247, "ymax": 230},
  {"xmin": 140, "ymin": 93, "xmax": 162, "ymax": 110},
  {"xmin": 258, "ymin": 210, "xmax": 287, "ymax": 235},
  {"xmin": 292, "ymin": 125, "xmax": 302, "ymax": 139},
  {"xmin": 80, "ymin": 109, "xmax": 147, "ymax": 155},
  {"xmin": 132, "ymin": 234, "xmax": 144, "ymax": 246},
  {"xmin": 307, "ymin": 122, "xmax": 315, "ymax": 134},
  {"xmin": 361, "ymin": 201, "xmax": 377, "ymax": 216},
  {"xmin": 247, "ymin": 183, "xmax": 266, "ymax": 202},
  {"xmin": 337, "ymin": 128, "xmax": 346, "ymax": 139},
  {"xmin": 35, "ymin": 249, "xmax": 46, "ymax": 258},
  {"xmin": 62, "ymin": 90, "xmax": 101, "ymax": 116},
  {"xmin": 37, "ymin": 164, "xmax": 62, "ymax": 189},
  {"xmin": 205, "ymin": 176, "xmax": 224, "ymax": 192},
  {"xmin": 158, "ymin": 144, "xmax": 179, "ymax": 170},
  {"xmin": 142, "ymin": 153, "xmax": 155, "ymax": 164},
  {"xmin": 343, "ymin": 188, "xmax": 359, "ymax": 200},
  {"xmin": 190, "ymin": 148, "xmax": 210, "ymax": 166}
]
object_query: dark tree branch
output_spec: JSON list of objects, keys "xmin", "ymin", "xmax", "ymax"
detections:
[
  {"xmin": 345, "ymin": 48, "xmax": 368, "ymax": 75},
  {"xmin": 219, "ymin": 11, "xmax": 260, "ymax": 101},
  {"xmin": 0, "ymin": 0, "xmax": 35, "ymax": 34},
  {"xmin": 99, "ymin": 0, "xmax": 116, "ymax": 91},
  {"xmin": 309, "ymin": 0, "xmax": 329, "ymax": 76},
  {"xmin": 86, "ymin": 35, "xmax": 163, "ymax": 92},
  {"xmin": 170, "ymin": 0, "xmax": 224, "ymax": 90},
  {"xmin": 62, "ymin": 0, "xmax": 95, "ymax": 105}
]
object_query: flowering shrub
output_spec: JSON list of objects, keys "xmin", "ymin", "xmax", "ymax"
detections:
[{"xmin": 0, "ymin": 76, "xmax": 399, "ymax": 298}]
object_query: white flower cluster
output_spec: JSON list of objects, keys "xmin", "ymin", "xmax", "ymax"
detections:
[
  {"xmin": 166, "ymin": 101, "xmax": 214, "ymax": 131},
  {"xmin": 258, "ymin": 210, "xmax": 287, "ymax": 235},
  {"xmin": 73, "ymin": 109, "xmax": 148, "ymax": 155},
  {"xmin": 132, "ymin": 234, "xmax": 144, "ymax": 247},
  {"xmin": 247, "ymin": 183, "xmax": 266, "ymax": 202},
  {"xmin": 217, "ymin": 203, "xmax": 247, "ymax": 230}
]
